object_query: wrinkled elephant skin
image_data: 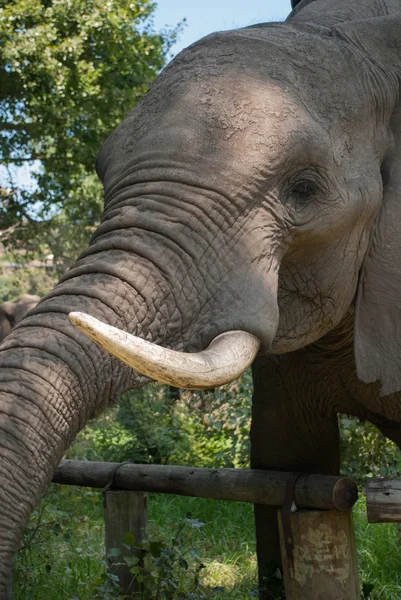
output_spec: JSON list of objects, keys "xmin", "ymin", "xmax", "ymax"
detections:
[{"xmin": 1, "ymin": 0, "xmax": 401, "ymax": 594}]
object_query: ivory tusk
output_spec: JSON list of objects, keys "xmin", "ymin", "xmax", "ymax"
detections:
[{"xmin": 68, "ymin": 312, "xmax": 261, "ymax": 390}]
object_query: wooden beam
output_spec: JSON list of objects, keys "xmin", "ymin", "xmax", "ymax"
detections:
[
  {"xmin": 5, "ymin": 574, "xmax": 12, "ymax": 600},
  {"xmin": 278, "ymin": 509, "xmax": 360, "ymax": 599},
  {"xmin": 53, "ymin": 460, "xmax": 357, "ymax": 511},
  {"xmin": 104, "ymin": 491, "xmax": 148, "ymax": 597},
  {"xmin": 365, "ymin": 478, "xmax": 401, "ymax": 523}
]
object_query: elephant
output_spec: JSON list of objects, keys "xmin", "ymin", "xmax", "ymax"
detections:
[
  {"xmin": 0, "ymin": 295, "xmax": 40, "ymax": 343},
  {"xmin": 0, "ymin": 0, "xmax": 401, "ymax": 595}
]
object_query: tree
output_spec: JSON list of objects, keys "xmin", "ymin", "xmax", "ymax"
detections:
[{"xmin": 0, "ymin": 0, "xmax": 183, "ymax": 272}]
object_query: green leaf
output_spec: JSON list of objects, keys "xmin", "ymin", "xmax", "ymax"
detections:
[
  {"xmin": 149, "ymin": 540, "xmax": 165, "ymax": 557},
  {"xmin": 124, "ymin": 555, "xmax": 139, "ymax": 568},
  {"xmin": 52, "ymin": 523, "xmax": 62, "ymax": 534},
  {"xmin": 0, "ymin": 0, "xmax": 184, "ymax": 271},
  {"xmin": 121, "ymin": 531, "xmax": 136, "ymax": 547}
]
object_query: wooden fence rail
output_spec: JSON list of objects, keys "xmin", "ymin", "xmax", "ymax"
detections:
[
  {"xmin": 49, "ymin": 460, "xmax": 361, "ymax": 599},
  {"xmin": 365, "ymin": 478, "xmax": 401, "ymax": 523},
  {"xmin": 53, "ymin": 459, "xmax": 357, "ymax": 511}
]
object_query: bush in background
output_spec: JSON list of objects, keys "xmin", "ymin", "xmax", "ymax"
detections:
[
  {"xmin": 70, "ymin": 372, "xmax": 254, "ymax": 469},
  {"xmin": 70, "ymin": 369, "xmax": 401, "ymax": 480},
  {"xmin": 69, "ymin": 385, "xmax": 191, "ymax": 465},
  {"xmin": 0, "ymin": 266, "xmax": 56, "ymax": 302},
  {"xmin": 340, "ymin": 417, "xmax": 401, "ymax": 484},
  {"xmin": 178, "ymin": 373, "xmax": 253, "ymax": 469}
]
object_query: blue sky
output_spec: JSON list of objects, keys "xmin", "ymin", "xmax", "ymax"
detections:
[{"xmin": 153, "ymin": 1, "xmax": 293, "ymax": 58}]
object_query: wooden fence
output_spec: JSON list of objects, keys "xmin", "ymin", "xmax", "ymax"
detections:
[{"xmin": 50, "ymin": 460, "xmax": 360, "ymax": 599}]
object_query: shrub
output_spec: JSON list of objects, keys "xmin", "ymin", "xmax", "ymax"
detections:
[
  {"xmin": 111, "ymin": 516, "xmax": 212, "ymax": 599},
  {"xmin": 70, "ymin": 385, "xmax": 191, "ymax": 465},
  {"xmin": 0, "ymin": 265, "xmax": 56, "ymax": 302},
  {"xmin": 340, "ymin": 417, "xmax": 401, "ymax": 484},
  {"xmin": 71, "ymin": 373, "xmax": 254, "ymax": 469},
  {"xmin": 176, "ymin": 372, "xmax": 253, "ymax": 469}
]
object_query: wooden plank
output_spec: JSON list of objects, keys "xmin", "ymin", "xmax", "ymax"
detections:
[
  {"xmin": 365, "ymin": 478, "xmax": 401, "ymax": 523},
  {"xmin": 5, "ymin": 574, "xmax": 12, "ymax": 600},
  {"xmin": 278, "ymin": 509, "xmax": 360, "ymax": 600},
  {"xmin": 104, "ymin": 490, "xmax": 148, "ymax": 597},
  {"xmin": 53, "ymin": 460, "xmax": 358, "ymax": 511}
]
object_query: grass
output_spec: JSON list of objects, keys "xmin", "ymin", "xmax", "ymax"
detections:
[
  {"xmin": 149, "ymin": 494, "xmax": 257, "ymax": 597},
  {"xmin": 354, "ymin": 498, "xmax": 401, "ymax": 599},
  {"xmin": 12, "ymin": 484, "xmax": 401, "ymax": 600},
  {"xmin": 14, "ymin": 485, "xmax": 106, "ymax": 599},
  {"xmin": 13, "ymin": 485, "xmax": 258, "ymax": 599}
]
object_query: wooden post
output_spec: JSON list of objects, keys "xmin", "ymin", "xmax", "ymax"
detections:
[
  {"xmin": 5, "ymin": 574, "xmax": 12, "ymax": 600},
  {"xmin": 104, "ymin": 491, "xmax": 148, "ymax": 597},
  {"xmin": 278, "ymin": 509, "xmax": 360, "ymax": 600},
  {"xmin": 365, "ymin": 478, "xmax": 401, "ymax": 522}
]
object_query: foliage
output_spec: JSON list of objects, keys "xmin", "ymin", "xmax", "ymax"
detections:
[
  {"xmin": 354, "ymin": 497, "xmax": 401, "ymax": 599},
  {"xmin": 117, "ymin": 386, "xmax": 191, "ymax": 465},
  {"xmin": 12, "ymin": 375, "xmax": 401, "ymax": 599},
  {"xmin": 340, "ymin": 417, "xmax": 401, "ymax": 485},
  {"xmin": 109, "ymin": 515, "xmax": 214, "ymax": 599},
  {"xmin": 180, "ymin": 372, "xmax": 253, "ymax": 469},
  {"xmin": 0, "ymin": 0, "xmax": 184, "ymax": 271},
  {"xmin": 14, "ymin": 486, "xmax": 401, "ymax": 599},
  {"xmin": 69, "ymin": 385, "xmax": 191, "ymax": 465},
  {"xmin": 71, "ymin": 372, "xmax": 401, "ymax": 479},
  {"xmin": 13, "ymin": 487, "xmax": 258, "ymax": 599},
  {"xmin": 13, "ymin": 484, "xmax": 106, "ymax": 599},
  {"xmin": 70, "ymin": 373, "xmax": 254, "ymax": 469},
  {"xmin": 0, "ymin": 265, "xmax": 56, "ymax": 302}
]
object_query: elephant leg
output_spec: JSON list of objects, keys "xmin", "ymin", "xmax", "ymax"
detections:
[{"xmin": 251, "ymin": 355, "xmax": 340, "ymax": 598}]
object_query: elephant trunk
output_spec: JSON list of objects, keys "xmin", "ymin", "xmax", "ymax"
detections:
[
  {"xmin": 0, "ymin": 170, "xmax": 279, "ymax": 589},
  {"xmin": 0, "ymin": 257, "xmax": 175, "ymax": 591}
]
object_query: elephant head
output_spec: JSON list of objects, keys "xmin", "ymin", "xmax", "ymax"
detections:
[
  {"xmin": 0, "ymin": 0, "xmax": 401, "ymax": 591},
  {"xmin": 0, "ymin": 295, "xmax": 40, "ymax": 343}
]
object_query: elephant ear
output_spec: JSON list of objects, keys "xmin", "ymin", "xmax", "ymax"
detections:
[{"xmin": 333, "ymin": 16, "xmax": 401, "ymax": 396}]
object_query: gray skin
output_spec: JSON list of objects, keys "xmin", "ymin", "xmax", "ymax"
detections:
[
  {"xmin": 0, "ymin": 295, "xmax": 40, "ymax": 343},
  {"xmin": 0, "ymin": 0, "xmax": 401, "ymax": 594}
]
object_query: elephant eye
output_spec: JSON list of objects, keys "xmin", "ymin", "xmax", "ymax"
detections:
[{"xmin": 290, "ymin": 180, "xmax": 318, "ymax": 201}]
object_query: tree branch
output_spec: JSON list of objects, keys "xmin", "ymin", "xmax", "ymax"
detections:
[
  {"xmin": 1, "ymin": 155, "xmax": 47, "ymax": 162},
  {"xmin": 0, "ymin": 123, "xmax": 36, "ymax": 131}
]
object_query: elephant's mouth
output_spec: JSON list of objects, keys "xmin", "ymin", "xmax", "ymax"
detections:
[{"xmin": 69, "ymin": 312, "xmax": 261, "ymax": 390}]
